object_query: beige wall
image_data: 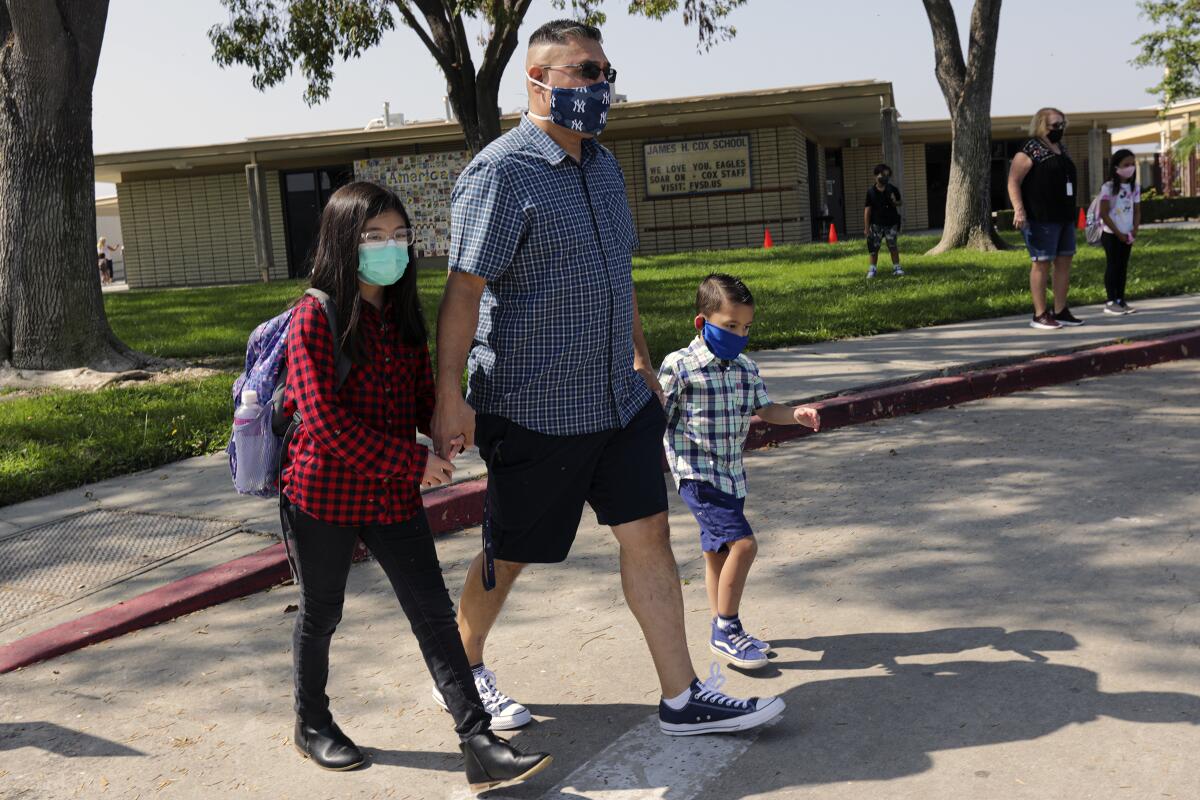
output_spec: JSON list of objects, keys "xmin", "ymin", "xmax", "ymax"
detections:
[
  {"xmin": 117, "ymin": 171, "xmax": 289, "ymax": 289},
  {"xmin": 609, "ymin": 124, "xmax": 811, "ymax": 254},
  {"xmin": 841, "ymin": 142, "xmax": 929, "ymax": 237}
]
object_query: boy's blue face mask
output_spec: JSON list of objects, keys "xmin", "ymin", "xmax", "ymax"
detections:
[
  {"xmin": 358, "ymin": 242, "xmax": 409, "ymax": 286},
  {"xmin": 702, "ymin": 321, "xmax": 749, "ymax": 361}
]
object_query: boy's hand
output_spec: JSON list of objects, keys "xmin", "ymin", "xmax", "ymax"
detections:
[
  {"xmin": 637, "ymin": 366, "xmax": 666, "ymax": 406},
  {"xmin": 793, "ymin": 406, "xmax": 820, "ymax": 431}
]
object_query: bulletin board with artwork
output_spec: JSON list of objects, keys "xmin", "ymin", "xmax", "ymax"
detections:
[{"xmin": 354, "ymin": 151, "xmax": 471, "ymax": 257}]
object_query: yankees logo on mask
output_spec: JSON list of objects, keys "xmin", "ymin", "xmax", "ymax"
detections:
[{"xmin": 527, "ymin": 73, "xmax": 611, "ymax": 136}]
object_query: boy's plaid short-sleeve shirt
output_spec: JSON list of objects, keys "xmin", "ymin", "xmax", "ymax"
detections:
[
  {"xmin": 449, "ymin": 116, "xmax": 650, "ymax": 436},
  {"xmin": 659, "ymin": 336, "xmax": 772, "ymax": 498}
]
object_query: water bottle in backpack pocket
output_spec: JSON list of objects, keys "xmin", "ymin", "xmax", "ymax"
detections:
[
  {"xmin": 227, "ymin": 288, "xmax": 351, "ymax": 497},
  {"xmin": 232, "ymin": 389, "xmax": 279, "ymax": 494}
]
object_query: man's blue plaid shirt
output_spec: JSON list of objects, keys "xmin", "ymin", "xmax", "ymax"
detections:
[{"xmin": 449, "ymin": 116, "xmax": 650, "ymax": 436}]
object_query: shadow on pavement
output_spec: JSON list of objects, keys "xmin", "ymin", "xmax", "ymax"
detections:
[
  {"xmin": 0, "ymin": 721, "xmax": 144, "ymax": 757},
  {"xmin": 473, "ymin": 627, "xmax": 1200, "ymax": 798}
]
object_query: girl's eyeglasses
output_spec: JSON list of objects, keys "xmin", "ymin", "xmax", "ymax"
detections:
[{"xmin": 360, "ymin": 230, "xmax": 414, "ymax": 246}]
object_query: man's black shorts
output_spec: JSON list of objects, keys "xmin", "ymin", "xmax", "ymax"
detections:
[{"xmin": 475, "ymin": 399, "xmax": 668, "ymax": 564}]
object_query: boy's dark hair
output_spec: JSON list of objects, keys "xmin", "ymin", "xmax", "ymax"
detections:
[
  {"xmin": 874, "ymin": 163, "xmax": 891, "ymax": 177},
  {"xmin": 696, "ymin": 273, "xmax": 754, "ymax": 316},
  {"xmin": 529, "ymin": 19, "xmax": 603, "ymax": 46}
]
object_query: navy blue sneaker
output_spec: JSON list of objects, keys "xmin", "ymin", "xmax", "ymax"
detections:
[
  {"xmin": 658, "ymin": 665, "xmax": 785, "ymax": 736},
  {"xmin": 720, "ymin": 617, "xmax": 772, "ymax": 653},
  {"xmin": 710, "ymin": 619, "xmax": 769, "ymax": 669}
]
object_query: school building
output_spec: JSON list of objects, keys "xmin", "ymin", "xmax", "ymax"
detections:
[
  {"xmin": 92, "ymin": 81, "xmax": 1161, "ymax": 289},
  {"xmin": 1111, "ymin": 97, "xmax": 1200, "ymax": 196}
]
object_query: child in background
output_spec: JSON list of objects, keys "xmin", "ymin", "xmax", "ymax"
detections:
[
  {"xmin": 1099, "ymin": 149, "xmax": 1141, "ymax": 315},
  {"xmin": 864, "ymin": 163, "xmax": 904, "ymax": 278},
  {"xmin": 659, "ymin": 273, "xmax": 821, "ymax": 670}
]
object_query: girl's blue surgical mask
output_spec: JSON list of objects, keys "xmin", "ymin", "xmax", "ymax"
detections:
[
  {"xmin": 358, "ymin": 241, "xmax": 409, "ymax": 286},
  {"xmin": 526, "ymin": 74, "xmax": 611, "ymax": 136},
  {"xmin": 702, "ymin": 321, "xmax": 749, "ymax": 361}
]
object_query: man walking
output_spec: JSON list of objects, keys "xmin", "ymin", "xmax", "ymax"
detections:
[{"xmin": 432, "ymin": 19, "xmax": 784, "ymax": 736}]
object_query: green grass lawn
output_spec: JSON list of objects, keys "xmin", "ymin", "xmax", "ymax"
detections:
[
  {"xmin": 105, "ymin": 230, "xmax": 1200, "ymax": 366},
  {"xmin": 4, "ymin": 229, "xmax": 1199, "ymax": 508}
]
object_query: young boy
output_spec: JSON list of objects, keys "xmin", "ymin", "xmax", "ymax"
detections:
[
  {"xmin": 658, "ymin": 273, "xmax": 820, "ymax": 670},
  {"xmin": 864, "ymin": 163, "xmax": 904, "ymax": 278}
]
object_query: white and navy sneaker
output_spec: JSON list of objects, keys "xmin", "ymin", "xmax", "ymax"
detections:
[
  {"xmin": 710, "ymin": 619, "xmax": 769, "ymax": 669},
  {"xmin": 892, "ymin": 265, "xmax": 905, "ymax": 276},
  {"xmin": 432, "ymin": 666, "xmax": 532, "ymax": 730},
  {"xmin": 721, "ymin": 618, "xmax": 772, "ymax": 653},
  {"xmin": 659, "ymin": 664, "xmax": 785, "ymax": 736},
  {"xmin": 867, "ymin": 266, "xmax": 878, "ymax": 279}
]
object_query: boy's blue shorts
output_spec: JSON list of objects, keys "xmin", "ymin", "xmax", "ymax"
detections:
[{"xmin": 679, "ymin": 479, "xmax": 754, "ymax": 553}]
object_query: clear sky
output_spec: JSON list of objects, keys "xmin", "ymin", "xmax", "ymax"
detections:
[{"xmin": 94, "ymin": 0, "xmax": 1163, "ymax": 195}]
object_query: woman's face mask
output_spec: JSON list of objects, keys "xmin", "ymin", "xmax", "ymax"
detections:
[
  {"xmin": 358, "ymin": 241, "xmax": 409, "ymax": 286},
  {"xmin": 1116, "ymin": 165, "xmax": 1136, "ymax": 180}
]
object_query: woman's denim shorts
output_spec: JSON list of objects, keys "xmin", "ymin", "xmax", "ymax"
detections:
[{"xmin": 1021, "ymin": 221, "xmax": 1077, "ymax": 262}]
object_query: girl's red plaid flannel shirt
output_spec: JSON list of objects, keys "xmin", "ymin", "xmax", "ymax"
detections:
[{"xmin": 280, "ymin": 294, "xmax": 432, "ymax": 526}]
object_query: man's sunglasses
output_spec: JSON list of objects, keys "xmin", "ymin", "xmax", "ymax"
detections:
[{"xmin": 540, "ymin": 61, "xmax": 617, "ymax": 83}]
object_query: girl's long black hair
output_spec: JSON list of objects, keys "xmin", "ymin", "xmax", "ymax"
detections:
[
  {"xmin": 1108, "ymin": 148, "xmax": 1137, "ymax": 194},
  {"xmin": 305, "ymin": 181, "xmax": 427, "ymax": 361}
]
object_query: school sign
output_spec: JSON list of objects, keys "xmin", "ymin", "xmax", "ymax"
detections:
[{"xmin": 643, "ymin": 135, "xmax": 752, "ymax": 198}]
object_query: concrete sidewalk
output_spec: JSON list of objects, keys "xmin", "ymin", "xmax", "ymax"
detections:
[
  {"xmin": 0, "ymin": 437, "xmax": 487, "ymax": 647},
  {"xmin": 2, "ymin": 359, "xmax": 1197, "ymax": 799},
  {"xmin": 1, "ymin": 294, "xmax": 1197, "ymax": 652}
]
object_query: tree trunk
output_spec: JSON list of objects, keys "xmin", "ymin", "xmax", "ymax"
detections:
[
  {"xmin": 398, "ymin": 0, "xmax": 529, "ymax": 154},
  {"xmin": 932, "ymin": 98, "xmax": 1005, "ymax": 253},
  {"xmin": 0, "ymin": 0, "xmax": 143, "ymax": 370},
  {"xmin": 923, "ymin": 0, "xmax": 1009, "ymax": 254}
]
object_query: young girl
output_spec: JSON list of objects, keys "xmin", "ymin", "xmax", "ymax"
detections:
[
  {"xmin": 280, "ymin": 182, "xmax": 550, "ymax": 791},
  {"xmin": 1099, "ymin": 149, "xmax": 1141, "ymax": 315}
]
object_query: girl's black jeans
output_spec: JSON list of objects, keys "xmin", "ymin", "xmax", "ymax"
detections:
[{"xmin": 281, "ymin": 501, "xmax": 490, "ymax": 740}]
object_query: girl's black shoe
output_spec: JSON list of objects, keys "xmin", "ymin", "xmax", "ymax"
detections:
[
  {"xmin": 294, "ymin": 718, "xmax": 366, "ymax": 771},
  {"xmin": 460, "ymin": 731, "xmax": 552, "ymax": 792}
]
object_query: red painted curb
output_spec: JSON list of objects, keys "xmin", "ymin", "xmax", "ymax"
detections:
[
  {"xmin": 744, "ymin": 328, "xmax": 1199, "ymax": 449},
  {"xmin": 3, "ymin": 328, "xmax": 1196, "ymax": 673}
]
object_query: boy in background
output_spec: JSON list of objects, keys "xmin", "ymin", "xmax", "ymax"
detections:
[
  {"xmin": 864, "ymin": 163, "xmax": 904, "ymax": 278},
  {"xmin": 659, "ymin": 274, "xmax": 820, "ymax": 669}
]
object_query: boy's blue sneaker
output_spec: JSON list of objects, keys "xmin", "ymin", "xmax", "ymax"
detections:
[
  {"xmin": 710, "ymin": 619, "xmax": 769, "ymax": 669},
  {"xmin": 720, "ymin": 617, "xmax": 772, "ymax": 653},
  {"xmin": 659, "ymin": 664, "xmax": 785, "ymax": 736}
]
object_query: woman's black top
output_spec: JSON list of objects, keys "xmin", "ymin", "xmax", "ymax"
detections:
[{"xmin": 1020, "ymin": 138, "xmax": 1078, "ymax": 224}]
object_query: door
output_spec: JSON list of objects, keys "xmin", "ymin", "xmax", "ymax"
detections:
[
  {"xmin": 925, "ymin": 143, "xmax": 951, "ymax": 229},
  {"xmin": 806, "ymin": 139, "xmax": 824, "ymax": 241},
  {"xmin": 281, "ymin": 166, "xmax": 353, "ymax": 278},
  {"xmin": 824, "ymin": 149, "xmax": 846, "ymax": 239}
]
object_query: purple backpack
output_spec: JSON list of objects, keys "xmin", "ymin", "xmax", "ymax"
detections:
[{"xmin": 226, "ymin": 288, "xmax": 351, "ymax": 496}]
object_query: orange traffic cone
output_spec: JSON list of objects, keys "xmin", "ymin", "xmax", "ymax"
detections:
[
  {"xmin": 1077, "ymin": 207, "xmax": 1086, "ymax": 230},
  {"xmin": 828, "ymin": 223, "xmax": 839, "ymax": 244},
  {"xmin": 763, "ymin": 228, "xmax": 774, "ymax": 249}
]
